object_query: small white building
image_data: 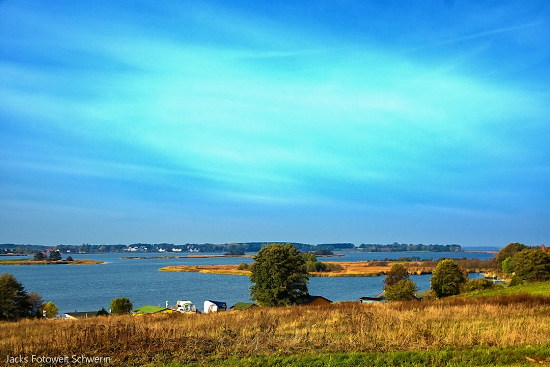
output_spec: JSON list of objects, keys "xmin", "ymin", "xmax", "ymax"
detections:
[{"xmin": 203, "ymin": 300, "xmax": 227, "ymax": 313}]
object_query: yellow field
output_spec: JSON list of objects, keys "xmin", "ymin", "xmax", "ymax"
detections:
[
  {"xmin": 160, "ymin": 259, "xmax": 495, "ymax": 277},
  {"xmin": 1, "ymin": 295, "xmax": 549, "ymax": 366}
]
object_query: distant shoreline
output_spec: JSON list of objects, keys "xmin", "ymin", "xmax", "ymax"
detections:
[
  {"xmin": 121, "ymin": 254, "xmax": 254, "ymax": 259},
  {"xmin": 0, "ymin": 259, "xmax": 104, "ymax": 265}
]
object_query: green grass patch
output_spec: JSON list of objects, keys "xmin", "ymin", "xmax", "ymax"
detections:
[
  {"xmin": 461, "ymin": 280, "xmax": 550, "ymax": 298},
  {"xmin": 159, "ymin": 346, "xmax": 550, "ymax": 367}
]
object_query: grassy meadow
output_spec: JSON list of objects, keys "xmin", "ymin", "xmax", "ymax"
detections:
[{"xmin": 1, "ymin": 283, "xmax": 550, "ymax": 366}]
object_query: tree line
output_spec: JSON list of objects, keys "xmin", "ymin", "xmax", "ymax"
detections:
[
  {"xmin": 359, "ymin": 243, "xmax": 462, "ymax": 252},
  {"xmin": 2, "ymin": 242, "xmax": 463, "ymax": 254}
]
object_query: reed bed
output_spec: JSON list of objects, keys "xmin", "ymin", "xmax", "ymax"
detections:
[{"xmin": 1, "ymin": 295, "xmax": 549, "ymax": 366}]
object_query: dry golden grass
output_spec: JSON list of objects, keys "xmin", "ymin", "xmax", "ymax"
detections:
[
  {"xmin": 159, "ymin": 264, "xmax": 250, "ymax": 275},
  {"xmin": 1, "ymin": 295, "xmax": 549, "ymax": 366},
  {"xmin": 160, "ymin": 259, "xmax": 495, "ymax": 277}
]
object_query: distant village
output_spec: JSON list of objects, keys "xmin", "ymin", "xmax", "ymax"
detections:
[{"xmin": 1, "ymin": 242, "xmax": 462, "ymax": 255}]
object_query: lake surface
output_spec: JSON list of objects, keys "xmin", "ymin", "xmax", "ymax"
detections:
[{"xmin": 0, "ymin": 251, "xmax": 493, "ymax": 313}]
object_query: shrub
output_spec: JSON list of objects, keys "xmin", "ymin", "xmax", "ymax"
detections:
[
  {"xmin": 385, "ymin": 279, "xmax": 418, "ymax": 301},
  {"xmin": 33, "ymin": 252, "xmax": 45, "ymax": 261},
  {"xmin": 110, "ymin": 297, "xmax": 133, "ymax": 315},
  {"xmin": 462, "ymin": 278, "xmax": 494, "ymax": 293},
  {"xmin": 41, "ymin": 302, "xmax": 59, "ymax": 318},
  {"xmin": 48, "ymin": 251, "xmax": 62, "ymax": 261},
  {"xmin": 325, "ymin": 263, "xmax": 344, "ymax": 272},
  {"xmin": 237, "ymin": 262, "xmax": 249, "ymax": 270},
  {"xmin": 306, "ymin": 261, "xmax": 327, "ymax": 272}
]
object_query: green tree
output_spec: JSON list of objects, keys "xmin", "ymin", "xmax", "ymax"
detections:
[
  {"xmin": 250, "ymin": 244, "xmax": 309, "ymax": 306},
  {"xmin": 0, "ymin": 273, "xmax": 40, "ymax": 320},
  {"xmin": 430, "ymin": 259, "xmax": 468, "ymax": 298},
  {"xmin": 27, "ymin": 292, "xmax": 44, "ymax": 317},
  {"xmin": 385, "ymin": 279, "xmax": 418, "ymax": 301},
  {"xmin": 48, "ymin": 250, "xmax": 62, "ymax": 261},
  {"xmin": 33, "ymin": 252, "xmax": 45, "ymax": 261},
  {"xmin": 302, "ymin": 253, "xmax": 327, "ymax": 273},
  {"xmin": 110, "ymin": 297, "xmax": 133, "ymax": 315},
  {"xmin": 384, "ymin": 264, "xmax": 417, "ymax": 301},
  {"xmin": 511, "ymin": 248, "xmax": 550, "ymax": 282},
  {"xmin": 41, "ymin": 302, "xmax": 59, "ymax": 318},
  {"xmin": 501, "ymin": 257, "xmax": 514, "ymax": 274},
  {"xmin": 496, "ymin": 242, "xmax": 528, "ymax": 270},
  {"xmin": 384, "ymin": 264, "xmax": 409, "ymax": 287}
]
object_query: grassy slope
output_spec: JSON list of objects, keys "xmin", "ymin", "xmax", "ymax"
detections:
[{"xmin": 459, "ymin": 280, "xmax": 550, "ymax": 298}]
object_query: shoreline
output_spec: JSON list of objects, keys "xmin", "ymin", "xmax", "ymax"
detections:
[
  {"xmin": 0, "ymin": 259, "xmax": 105, "ymax": 265},
  {"xmin": 121, "ymin": 254, "xmax": 254, "ymax": 259}
]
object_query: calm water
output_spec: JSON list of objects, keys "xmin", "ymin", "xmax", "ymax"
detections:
[{"xmin": 0, "ymin": 252, "xmax": 493, "ymax": 313}]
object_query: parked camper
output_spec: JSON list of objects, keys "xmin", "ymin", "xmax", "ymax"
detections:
[
  {"xmin": 173, "ymin": 300, "xmax": 198, "ymax": 313},
  {"xmin": 203, "ymin": 300, "xmax": 227, "ymax": 313}
]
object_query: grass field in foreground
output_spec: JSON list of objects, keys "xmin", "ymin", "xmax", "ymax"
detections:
[
  {"xmin": 162, "ymin": 347, "xmax": 550, "ymax": 367},
  {"xmin": 2, "ymin": 294, "xmax": 550, "ymax": 366}
]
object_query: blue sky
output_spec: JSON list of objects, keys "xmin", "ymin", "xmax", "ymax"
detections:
[{"xmin": 1, "ymin": 0, "xmax": 549, "ymax": 247}]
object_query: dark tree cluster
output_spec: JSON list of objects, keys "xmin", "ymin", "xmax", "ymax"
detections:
[
  {"xmin": 497, "ymin": 243, "xmax": 550, "ymax": 284},
  {"xmin": 0, "ymin": 273, "xmax": 44, "ymax": 320}
]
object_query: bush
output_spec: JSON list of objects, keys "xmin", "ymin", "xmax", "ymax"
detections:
[
  {"xmin": 48, "ymin": 251, "xmax": 62, "ymax": 261},
  {"xmin": 385, "ymin": 279, "xmax": 418, "ymax": 301},
  {"xmin": 110, "ymin": 297, "xmax": 133, "ymax": 315},
  {"xmin": 306, "ymin": 261, "xmax": 327, "ymax": 272},
  {"xmin": 509, "ymin": 275, "xmax": 523, "ymax": 287},
  {"xmin": 462, "ymin": 278, "xmax": 494, "ymax": 293},
  {"xmin": 41, "ymin": 302, "xmax": 58, "ymax": 318},
  {"xmin": 325, "ymin": 263, "xmax": 344, "ymax": 272},
  {"xmin": 65, "ymin": 256, "xmax": 74, "ymax": 261},
  {"xmin": 33, "ymin": 252, "xmax": 45, "ymax": 261},
  {"xmin": 237, "ymin": 262, "xmax": 249, "ymax": 270}
]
